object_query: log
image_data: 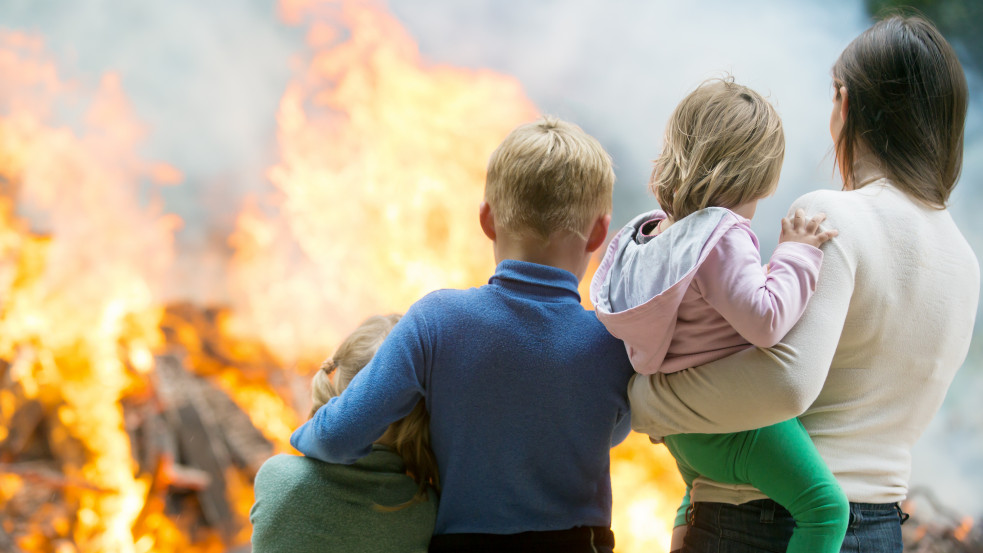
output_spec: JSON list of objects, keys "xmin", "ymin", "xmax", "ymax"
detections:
[
  {"xmin": 154, "ymin": 355, "xmax": 234, "ymax": 538},
  {"xmin": 202, "ymin": 383, "xmax": 273, "ymax": 475},
  {"xmin": 0, "ymin": 461, "xmax": 106, "ymax": 492},
  {"xmin": 0, "ymin": 399, "xmax": 43, "ymax": 461},
  {"xmin": 0, "ymin": 302, "xmax": 293, "ymax": 548},
  {"xmin": 0, "ymin": 524, "xmax": 25, "ymax": 553}
]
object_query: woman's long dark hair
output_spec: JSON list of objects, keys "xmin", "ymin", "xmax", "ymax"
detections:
[{"xmin": 832, "ymin": 14, "xmax": 968, "ymax": 207}]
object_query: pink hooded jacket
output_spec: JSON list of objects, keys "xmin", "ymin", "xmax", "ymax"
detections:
[{"xmin": 590, "ymin": 207, "xmax": 823, "ymax": 375}]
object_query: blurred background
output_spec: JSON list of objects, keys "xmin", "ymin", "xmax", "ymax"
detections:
[{"xmin": 0, "ymin": 0, "xmax": 980, "ymax": 551}]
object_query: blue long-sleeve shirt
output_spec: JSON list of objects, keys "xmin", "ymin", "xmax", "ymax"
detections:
[{"xmin": 291, "ymin": 260, "xmax": 635, "ymax": 535}]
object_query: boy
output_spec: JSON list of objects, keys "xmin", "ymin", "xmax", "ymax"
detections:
[{"xmin": 291, "ymin": 117, "xmax": 635, "ymax": 552}]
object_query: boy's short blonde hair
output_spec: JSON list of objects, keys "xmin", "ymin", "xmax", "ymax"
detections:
[
  {"xmin": 651, "ymin": 78, "xmax": 785, "ymax": 221},
  {"xmin": 485, "ymin": 116, "xmax": 615, "ymax": 240}
]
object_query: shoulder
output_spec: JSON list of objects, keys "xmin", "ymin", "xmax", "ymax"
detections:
[
  {"xmin": 406, "ymin": 288, "xmax": 481, "ymax": 330},
  {"xmin": 789, "ymin": 188, "xmax": 848, "ymax": 214},
  {"xmin": 582, "ymin": 310, "xmax": 636, "ymax": 369},
  {"xmin": 254, "ymin": 454, "xmax": 338, "ymax": 497},
  {"xmin": 256, "ymin": 454, "xmax": 333, "ymax": 480},
  {"xmin": 412, "ymin": 287, "xmax": 481, "ymax": 312},
  {"xmin": 787, "ymin": 188, "xmax": 871, "ymax": 248}
]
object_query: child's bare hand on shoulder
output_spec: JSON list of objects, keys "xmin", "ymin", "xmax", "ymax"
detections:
[{"xmin": 779, "ymin": 208, "xmax": 839, "ymax": 248}]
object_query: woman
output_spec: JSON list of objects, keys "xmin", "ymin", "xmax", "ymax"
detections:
[{"xmin": 628, "ymin": 15, "xmax": 978, "ymax": 553}]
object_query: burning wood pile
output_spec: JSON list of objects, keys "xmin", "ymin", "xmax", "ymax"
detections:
[
  {"xmin": 903, "ymin": 489, "xmax": 983, "ymax": 552},
  {"xmin": 0, "ymin": 303, "xmax": 294, "ymax": 552}
]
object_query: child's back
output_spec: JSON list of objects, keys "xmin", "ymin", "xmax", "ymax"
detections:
[
  {"xmin": 253, "ymin": 314, "xmax": 439, "ymax": 552},
  {"xmin": 291, "ymin": 117, "xmax": 634, "ymax": 551},
  {"xmin": 396, "ymin": 261, "xmax": 632, "ymax": 533},
  {"xmin": 251, "ymin": 450, "xmax": 435, "ymax": 552}
]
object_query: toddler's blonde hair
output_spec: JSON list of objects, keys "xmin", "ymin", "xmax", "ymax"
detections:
[
  {"xmin": 310, "ymin": 314, "xmax": 439, "ymax": 505},
  {"xmin": 651, "ymin": 77, "xmax": 785, "ymax": 220},
  {"xmin": 485, "ymin": 116, "xmax": 615, "ymax": 240}
]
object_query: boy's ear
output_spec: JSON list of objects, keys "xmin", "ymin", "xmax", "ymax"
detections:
[
  {"xmin": 479, "ymin": 201, "xmax": 496, "ymax": 241},
  {"xmin": 586, "ymin": 213, "xmax": 611, "ymax": 253}
]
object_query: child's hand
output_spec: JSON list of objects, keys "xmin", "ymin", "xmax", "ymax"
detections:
[{"xmin": 779, "ymin": 209, "xmax": 839, "ymax": 248}]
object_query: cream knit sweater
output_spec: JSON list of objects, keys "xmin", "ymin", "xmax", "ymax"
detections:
[{"xmin": 629, "ymin": 179, "xmax": 979, "ymax": 505}]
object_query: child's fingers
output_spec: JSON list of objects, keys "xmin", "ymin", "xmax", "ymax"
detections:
[
  {"xmin": 781, "ymin": 216, "xmax": 794, "ymax": 234},
  {"xmin": 792, "ymin": 209, "xmax": 807, "ymax": 229}
]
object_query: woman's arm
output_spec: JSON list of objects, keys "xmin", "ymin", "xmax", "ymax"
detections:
[{"xmin": 629, "ymin": 204, "xmax": 855, "ymax": 438}]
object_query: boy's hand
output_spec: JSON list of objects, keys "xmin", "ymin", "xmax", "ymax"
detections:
[{"xmin": 779, "ymin": 209, "xmax": 839, "ymax": 248}]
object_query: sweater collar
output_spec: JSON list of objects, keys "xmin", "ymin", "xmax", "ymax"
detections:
[{"xmin": 488, "ymin": 259, "xmax": 582, "ymax": 303}]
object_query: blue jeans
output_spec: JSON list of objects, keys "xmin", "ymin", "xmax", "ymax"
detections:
[{"xmin": 680, "ymin": 499, "xmax": 906, "ymax": 553}]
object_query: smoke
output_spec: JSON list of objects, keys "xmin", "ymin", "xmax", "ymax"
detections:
[
  {"xmin": 387, "ymin": 0, "xmax": 870, "ymax": 247},
  {"xmin": 1, "ymin": 0, "xmax": 981, "ymax": 517},
  {"xmin": 0, "ymin": 0, "xmax": 302, "ymax": 301}
]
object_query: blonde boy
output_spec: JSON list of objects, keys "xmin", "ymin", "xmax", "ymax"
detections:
[{"xmin": 292, "ymin": 117, "xmax": 636, "ymax": 552}]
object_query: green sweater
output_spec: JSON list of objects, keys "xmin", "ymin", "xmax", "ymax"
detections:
[{"xmin": 250, "ymin": 447, "xmax": 436, "ymax": 552}]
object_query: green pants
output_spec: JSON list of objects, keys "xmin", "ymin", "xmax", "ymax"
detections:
[{"xmin": 665, "ymin": 418, "xmax": 849, "ymax": 553}]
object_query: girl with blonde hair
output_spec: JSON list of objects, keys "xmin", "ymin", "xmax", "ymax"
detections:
[
  {"xmin": 592, "ymin": 77, "xmax": 847, "ymax": 553},
  {"xmin": 250, "ymin": 314, "xmax": 439, "ymax": 552}
]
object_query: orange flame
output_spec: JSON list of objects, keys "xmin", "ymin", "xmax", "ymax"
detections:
[
  {"xmin": 0, "ymin": 31, "xmax": 220, "ymax": 553},
  {"xmin": 954, "ymin": 515, "xmax": 973, "ymax": 542},
  {"xmin": 227, "ymin": 0, "xmax": 538, "ymax": 367}
]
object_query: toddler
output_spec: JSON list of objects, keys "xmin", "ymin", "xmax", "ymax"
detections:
[{"xmin": 591, "ymin": 78, "xmax": 849, "ymax": 553}]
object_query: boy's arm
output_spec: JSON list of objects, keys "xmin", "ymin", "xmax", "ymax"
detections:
[
  {"xmin": 629, "ymin": 229, "xmax": 854, "ymax": 438},
  {"xmin": 290, "ymin": 306, "xmax": 430, "ymax": 464},
  {"xmin": 694, "ymin": 227, "xmax": 823, "ymax": 348}
]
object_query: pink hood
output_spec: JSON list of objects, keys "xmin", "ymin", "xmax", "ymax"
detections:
[{"xmin": 590, "ymin": 207, "xmax": 754, "ymax": 375}]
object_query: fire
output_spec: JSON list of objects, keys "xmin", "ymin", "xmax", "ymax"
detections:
[
  {"xmin": 955, "ymin": 516, "xmax": 974, "ymax": 542},
  {"xmin": 227, "ymin": 0, "xmax": 539, "ymax": 367},
  {"xmin": 0, "ymin": 2, "xmax": 686, "ymax": 552},
  {"xmin": 0, "ymin": 31, "xmax": 186, "ymax": 552}
]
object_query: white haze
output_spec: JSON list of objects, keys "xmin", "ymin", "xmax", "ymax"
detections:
[{"xmin": 0, "ymin": 0, "xmax": 980, "ymax": 519}]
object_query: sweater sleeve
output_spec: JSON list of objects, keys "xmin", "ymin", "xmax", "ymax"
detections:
[
  {"xmin": 290, "ymin": 303, "xmax": 430, "ymax": 464},
  {"xmin": 695, "ymin": 228, "xmax": 823, "ymax": 347},
  {"xmin": 628, "ymin": 201, "xmax": 855, "ymax": 438}
]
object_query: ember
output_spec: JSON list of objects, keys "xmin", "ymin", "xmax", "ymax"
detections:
[{"xmin": 902, "ymin": 489, "xmax": 983, "ymax": 553}]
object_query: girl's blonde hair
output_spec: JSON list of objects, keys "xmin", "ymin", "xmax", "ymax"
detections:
[
  {"xmin": 651, "ymin": 77, "xmax": 785, "ymax": 221},
  {"xmin": 310, "ymin": 314, "xmax": 439, "ymax": 505}
]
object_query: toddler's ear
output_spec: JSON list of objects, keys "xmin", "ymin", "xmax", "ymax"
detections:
[
  {"xmin": 479, "ymin": 202, "xmax": 496, "ymax": 241},
  {"xmin": 586, "ymin": 213, "xmax": 611, "ymax": 253}
]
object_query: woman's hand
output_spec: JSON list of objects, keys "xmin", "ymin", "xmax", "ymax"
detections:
[{"xmin": 780, "ymin": 208, "xmax": 839, "ymax": 247}]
